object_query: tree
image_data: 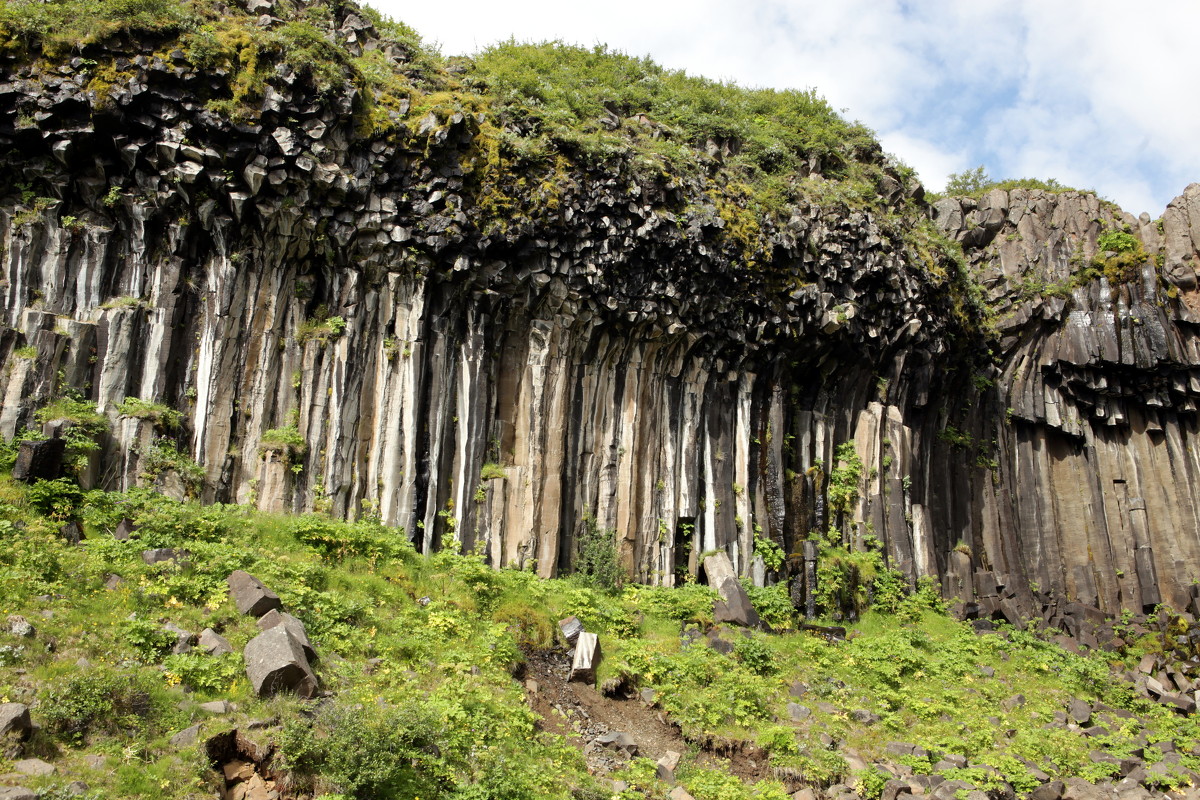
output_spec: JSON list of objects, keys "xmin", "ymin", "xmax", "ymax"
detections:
[{"xmin": 944, "ymin": 165, "xmax": 992, "ymax": 196}]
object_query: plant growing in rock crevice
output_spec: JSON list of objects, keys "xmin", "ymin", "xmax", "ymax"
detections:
[{"xmin": 260, "ymin": 424, "xmax": 307, "ymax": 466}]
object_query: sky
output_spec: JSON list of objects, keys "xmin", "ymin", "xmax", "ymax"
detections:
[{"xmin": 368, "ymin": 0, "xmax": 1199, "ymax": 218}]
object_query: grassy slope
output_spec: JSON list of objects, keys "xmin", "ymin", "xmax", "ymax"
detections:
[{"xmin": 0, "ymin": 475, "xmax": 1197, "ymax": 800}]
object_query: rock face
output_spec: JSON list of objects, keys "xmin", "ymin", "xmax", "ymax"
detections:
[{"xmin": 0, "ymin": 9, "xmax": 1197, "ymax": 618}]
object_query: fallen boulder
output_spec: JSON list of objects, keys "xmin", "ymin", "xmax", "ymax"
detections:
[
  {"xmin": 558, "ymin": 616, "xmax": 583, "ymax": 646},
  {"xmin": 142, "ymin": 548, "xmax": 189, "ymax": 566},
  {"xmin": 243, "ymin": 625, "xmax": 317, "ymax": 698},
  {"xmin": 198, "ymin": 628, "xmax": 233, "ymax": 656},
  {"xmin": 257, "ymin": 609, "xmax": 316, "ymax": 662},
  {"xmin": 227, "ymin": 570, "xmax": 282, "ymax": 617},
  {"xmin": 594, "ymin": 731, "xmax": 638, "ymax": 757},
  {"xmin": 570, "ymin": 631, "xmax": 600, "ymax": 684},
  {"xmin": 0, "ymin": 703, "xmax": 30, "ymax": 740},
  {"xmin": 712, "ymin": 575, "xmax": 761, "ymax": 628}
]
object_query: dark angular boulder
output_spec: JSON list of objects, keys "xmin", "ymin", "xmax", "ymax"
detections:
[
  {"xmin": 0, "ymin": 703, "xmax": 31, "ymax": 740},
  {"xmin": 257, "ymin": 609, "xmax": 316, "ymax": 662},
  {"xmin": 243, "ymin": 625, "xmax": 317, "ymax": 698},
  {"xmin": 227, "ymin": 570, "xmax": 282, "ymax": 617},
  {"xmin": 11, "ymin": 439, "xmax": 64, "ymax": 482},
  {"xmin": 198, "ymin": 628, "xmax": 233, "ymax": 656},
  {"xmin": 712, "ymin": 575, "xmax": 761, "ymax": 628}
]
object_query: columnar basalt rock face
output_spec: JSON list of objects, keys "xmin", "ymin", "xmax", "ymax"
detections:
[
  {"xmin": 925, "ymin": 186, "xmax": 1200, "ymax": 616},
  {"xmin": 0, "ymin": 19, "xmax": 1197, "ymax": 618}
]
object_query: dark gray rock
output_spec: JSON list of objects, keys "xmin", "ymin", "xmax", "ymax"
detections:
[
  {"xmin": 258, "ymin": 609, "xmax": 315, "ymax": 661},
  {"xmin": 11, "ymin": 438, "xmax": 64, "ymax": 482},
  {"xmin": 243, "ymin": 625, "xmax": 317, "ymax": 698},
  {"xmin": 1068, "ymin": 698, "xmax": 1093, "ymax": 725},
  {"xmin": 0, "ymin": 703, "xmax": 31, "ymax": 740},
  {"xmin": 198, "ymin": 700, "xmax": 233, "ymax": 715},
  {"xmin": 881, "ymin": 780, "xmax": 913, "ymax": 800},
  {"xmin": 13, "ymin": 758, "xmax": 54, "ymax": 776},
  {"xmin": 170, "ymin": 723, "xmax": 202, "ymax": 748},
  {"xmin": 198, "ymin": 628, "xmax": 233, "ymax": 656},
  {"xmin": 58, "ymin": 519, "xmax": 83, "ymax": 544},
  {"xmin": 712, "ymin": 575, "xmax": 760, "ymax": 628},
  {"xmin": 114, "ymin": 518, "xmax": 137, "ymax": 540},
  {"xmin": 142, "ymin": 548, "xmax": 188, "ymax": 566},
  {"xmin": 1000, "ymin": 693, "xmax": 1026, "ymax": 711},
  {"xmin": 227, "ymin": 570, "xmax": 282, "ymax": 617},
  {"xmin": 593, "ymin": 731, "xmax": 638, "ymax": 758},
  {"xmin": 558, "ymin": 616, "xmax": 583, "ymax": 646},
  {"xmin": 787, "ymin": 702, "xmax": 811, "ymax": 721},
  {"xmin": 1030, "ymin": 780, "xmax": 1065, "ymax": 800},
  {"xmin": 0, "ymin": 787, "xmax": 37, "ymax": 800},
  {"xmin": 851, "ymin": 708, "xmax": 880, "ymax": 724},
  {"xmin": 163, "ymin": 622, "xmax": 193, "ymax": 654}
]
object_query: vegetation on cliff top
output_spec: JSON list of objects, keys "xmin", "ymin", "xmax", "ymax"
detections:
[{"xmin": 0, "ymin": 0, "xmax": 929, "ymax": 232}]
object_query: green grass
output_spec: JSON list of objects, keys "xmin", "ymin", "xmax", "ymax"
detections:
[{"xmin": 0, "ymin": 473, "xmax": 1197, "ymax": 798}]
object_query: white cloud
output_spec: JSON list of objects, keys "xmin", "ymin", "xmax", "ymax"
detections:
[{"xmin": 368, "ymin": 0, "xmax": 1198, "ymax": 214}]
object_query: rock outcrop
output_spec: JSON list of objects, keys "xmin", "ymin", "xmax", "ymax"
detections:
[{"xmin": 0, "ymin": 0, "xmax": 1197, "ymax": 624}]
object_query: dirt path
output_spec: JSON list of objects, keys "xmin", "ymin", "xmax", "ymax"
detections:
[{"xmin": 522, "ymin": 646, "xmax": 782, "ymax": 787}]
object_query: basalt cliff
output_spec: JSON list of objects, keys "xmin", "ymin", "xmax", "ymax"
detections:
[{"xmin": 1, "ymin": 0, "xmax": 1198, "ymax": 625}]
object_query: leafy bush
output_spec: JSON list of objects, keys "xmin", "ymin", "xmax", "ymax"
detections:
[
  {"xmin": 826, "ymin": 441, "xmax": 863, "ymax": 518},
  {"xmin": 733, "ymin": 634, "xmax": 777, "ymax": 676},
  {"xmin": 941, "ymin": 166, "xmax": 1081, "ymax": 199},
  {"xmin": 0, "ymin": 0, "xmax": 194, "ymax": 58},
  {"xmin": 622, "ymin": 582, "xmax": 716, "ymax": 623},
  {"xmin": 815, "ymin": 546, "xmax": 880, "ymax": 619},
  {"xmin": 574, "ymin": 514, "xmax": 623, "ymax": 592},
  {"xmin": 35, "ymin": 396, "xmax": 109, "ymax": 475},
  {"xmin": 26, "ymin": 477, "xmax": 85, "ymax": 520},
  {"xmin": 471, "ymin": 41, "xmax": 875, "ymax": 181},
  {"xmin": 290, "ymin": 513, "xmax": 411, "ymax": 563},
  {"xmin": 163, "ymin": 651, "xmax": 244, "ymax": 693},
  {"xmin": 261, "ymin": 424, "xmax": 307, "ymax": 463},
  {"xmin": 743, "ymin": 581, "xmax": 795, "ymax": 630},
  {"xmin": 137, "ymin": 438, "xmax": 205, "ymax": 494},
  {"xmin": 121, "ymin": 617, "xmax": 177, "ymax": 661},
  {"xmin": 40, "ymin": 667, "xmax": 158, "ymax": 743}
]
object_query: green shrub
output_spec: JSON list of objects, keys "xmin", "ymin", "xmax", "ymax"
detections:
[
  {"xmin": 34, "ymin": 395, "xmax": 109, "ymax": 475},
  {"xmin": 743, "ymin": 580, "xmax": 795, "ymax": 630},
  {"xmin": 574, "ymin": 514, "xmax": 623, "ymax": 592},
  {"xmin": 622, "ymin": 582, "xmax": 717, "ymax": 623},
  {"xmin": 280, "ymin": 696, "xmax": 448, "ymax": 799},
  {"xmin": 296, "ymin": 311, "xmax": 348, "ymax": 345},
  {"xmin": 0, "ymin": 0, "xmax": 194, "ymax": 58},
  {"xmin": 940, "ymin": 166, "xmax": 1080, "ymax": 199},
  {"xmin": 480, "ymin": 461, "xmax": 508, "ymax": 480},
  {"xmin": 26, "ymin": 477, "xmax": 85, "ymax": 520},
  {"xmin": 827, "ymin": 441, "xmax": 863, "ymax": 517},
  {"xmin": 853, "ymin": 765, "xmax": 892, "ymax": 800},
  {"xmin": 40, "ymin": 667, "xmax": 158, "ymax": 743},
  {"xmin": 137, "ymin": 438, "xmax": 205, "ymax": 494},
  {"xmin": 163, "ymin": 651, "xmax": 244, "ymax": 694},
  {"xmin": 733, "ymin": 634, "xmax": 777, "ymax": 676},
  {"xmin": 121, "ymin": 617, "xmax": 177, "ymax": 662},
  {"xmin": 290, "ymin": 513, "xmax": 411, "ymax": 562}
]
